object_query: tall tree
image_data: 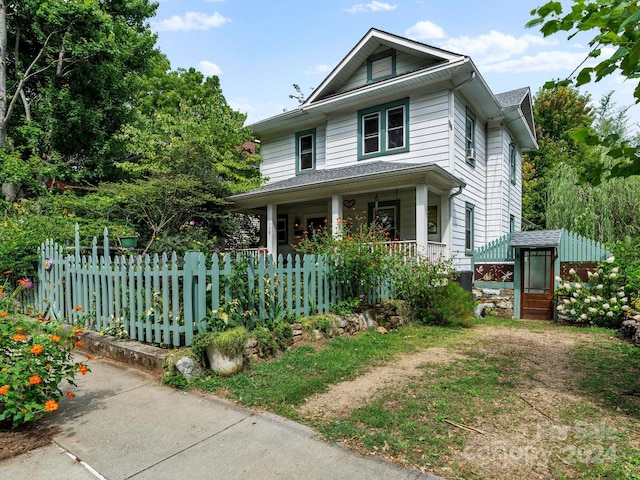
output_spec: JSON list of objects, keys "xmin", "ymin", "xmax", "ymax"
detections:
[
  {"xmin": 0, "ymin": 0, "xmax": 160, "ymax": 198},
  {"xmin": 522, "ymin": 86, "xmax": 593, "ymax": 227},
  {"xmin": 95, "ymin": 66, "xmax": 262, "ymax": 252},
  {"xmin": 528, "ymin": 0, "xmax": 640, "ymax": 182}
]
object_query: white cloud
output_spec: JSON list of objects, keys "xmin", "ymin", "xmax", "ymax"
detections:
[
  {"xmin": 305, "ymin": 64, "xmax": 331, "ymax": 74},
  {"xmin": 405, "ymin": 21, "xmax": 446, "ymax": 40},
  {"xmin": 152, "ymin": 12, "xmax": 231, "ymax": 32},
  {"xmin": 344, "ymin": 1, "xmax": 397, "ymax": 14},
  {"xmin": 197, "ymin": 60, "xmax": 223, "ymax": 76},
  {"xmin": 439, "ymin": 30, "xmax": 556, "ymax": 63},
  {"xmin": 480, "ymin": 50, "xmax": 588, "ymax": 74}
]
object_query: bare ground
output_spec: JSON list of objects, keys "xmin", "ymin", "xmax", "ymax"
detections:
[{"xmin": 297, "ymin": 324, "xmax": 640, "ymax": 479}]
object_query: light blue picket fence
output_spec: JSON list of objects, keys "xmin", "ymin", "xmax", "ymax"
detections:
[{"xmin": 35, "ymin": 227, "xmax": 342, "ymax": 347}]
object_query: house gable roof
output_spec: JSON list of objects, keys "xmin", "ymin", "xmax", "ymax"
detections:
[
  {"xmin": 306, "ymin": 28, "xmax": 464, "ymax": 104},
  {"xmin": 249, "ymin": 28, "xmax": 537, "ymax": 151}
]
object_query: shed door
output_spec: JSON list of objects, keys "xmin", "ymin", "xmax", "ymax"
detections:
[{"xmin": 520, "ymin": 248, "xmax": 555, "ymax": 320}]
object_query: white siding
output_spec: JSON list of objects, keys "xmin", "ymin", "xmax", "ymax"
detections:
[
  {"xmin": 450, "ymin": 96, "xmax": 486, "ymax": 270},
  {"xmin": 260, "ymin": 124, "xmax": 327, "ymax": 183},
  {"xmin": 337, "ymin": 47, "xmax": 440, "ymax": 95}
]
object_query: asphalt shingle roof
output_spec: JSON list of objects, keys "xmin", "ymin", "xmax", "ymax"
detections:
[{"xmin": 510, "ymin": 230, "xmax": 563, "ymax": 247}]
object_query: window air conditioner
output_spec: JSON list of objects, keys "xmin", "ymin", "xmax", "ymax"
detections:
[{"xmin": 466, "ymin": 147, "xmax": 476, "ymax": 160}]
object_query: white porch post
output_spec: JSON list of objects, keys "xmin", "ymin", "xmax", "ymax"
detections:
[
  {"xmin": 330, "ymin": 195, "xmax": 343, "ymax": 238},
  {"xmin": 266, "ymin": 203, "xmax": 277, "ymax": 256},
  {"xmin": 416, "ymin": 184, "xmax": 429, "ymax": 255},
  {"xmin": 441, "ymin": 195, "xmax": 451, "ymax": 257}
]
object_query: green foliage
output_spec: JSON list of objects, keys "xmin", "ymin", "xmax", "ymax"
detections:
[
  {"xmin": 330, "ymin": 297, "xmax": 362, "ymax": 316},
  {"xmin": 192, "ymin": 326, "xmax": 249, "ymax": 365},
  {"xmin": 393, "ymin": 256, "xmax": 464, "ymax": 325},
  {"xmin": 609, "ymin": 236, "xmax": 640, "ymax": 297},
  {"xmin": 528, "ymin": 0, "xmax": 640, "ymax": 181},
  {"xmin": 1, "ymin": 0, "xmax": 161, "ymax": 184},
  {"xmin": 0, "ymin": 316, "xmax": 90, "ymax": 427},
  {"xmin": 295, "ymin": 212, "xmax": 397, "ymax": 300},
  {"xmin": 300, "ymin": 314, "xmax": 336, "ymax": 336},
  {"xmin": 555, "ymin": 256, "xmax": 630, "ymax": 328},
  {"xmin": 546, "ymin": 162, "xmax": 640, "ymax": 243},
  {"xmin": 522, "ymin": 86, "xmax": 593, "ymax": 227}
]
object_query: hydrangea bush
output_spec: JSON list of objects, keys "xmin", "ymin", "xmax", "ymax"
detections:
[{"xmin": 555, "ymin": 256, "xmax": 630, "ymax": 328}]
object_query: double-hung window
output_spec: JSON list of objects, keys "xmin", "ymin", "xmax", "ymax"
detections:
[
  {"xmin": 465, "ymin": 203, "xmax": 474, "ymax": 254},
  {"xmin": 509, "ymin": 142, "xmax": 517, "ymax": 185},
  {"xmin": 358, "ymin": 98, "xmax": 409, "ymax": 159},
  {"xmin": 296, "ymin": 129, "xmax": 316, "ymax": 174},
  {"xmin": 465, "ymin": 108, "xmax": 476, "ymax": 166}
]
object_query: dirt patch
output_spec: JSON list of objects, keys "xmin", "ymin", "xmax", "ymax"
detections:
[
  {"xmin": 0, "ymin": 423, "xmax": 57, "ymax": 462},
  {"xmin": 298, "ymin": 346, "xmax": 466, "ymax": 419}
]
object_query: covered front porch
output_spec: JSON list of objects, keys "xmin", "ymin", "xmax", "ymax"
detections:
[{"xmin": 230, "ymin": 161, "xmax": 466, "ymax": 260}]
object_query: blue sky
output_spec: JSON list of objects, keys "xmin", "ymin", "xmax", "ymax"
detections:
[{"xmin": 152, "ymin": 0, "xmax": 640, "ymax": 130}]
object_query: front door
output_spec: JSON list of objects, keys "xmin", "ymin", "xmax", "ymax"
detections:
[{"xmin": 520, "ymin": 248, "xmax": 555, "ymax": 320}]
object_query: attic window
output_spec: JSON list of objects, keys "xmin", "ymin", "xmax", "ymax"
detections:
[{"xmin": 367, "ymin": 49, "xmax": 396, "ymax": 82}]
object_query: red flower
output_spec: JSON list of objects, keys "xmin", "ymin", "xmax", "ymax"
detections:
[
  {"xmin": 75, "ymin": 339, "xmax": 84, "ymax": 347},
  {"xmin": 29, "ymin": 375, "xmax": 42, "ymax": 385},
  {"xmin": 0, "ymin": 311, "xmax": 8, "ymax": 317},
  {"xmin": 0, "ymin": 385, "xmax": 9, "ymax": 395},
  {"xmin": 66, "ymin": 391, "xmax": 75, "ymax": 399},
  {"xmin": 78, "ymin": 365, "xmax": 88, "ymax": 375}
]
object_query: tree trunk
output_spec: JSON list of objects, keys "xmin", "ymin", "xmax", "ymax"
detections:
[{"xmin": 0, "ymin": 0, "xmax": 7, "ymax": 148}]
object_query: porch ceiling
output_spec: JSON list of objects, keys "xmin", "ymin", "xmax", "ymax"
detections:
[{"xmin": 230, "ymin": 161, "xmax": 465, "ymax": 210}]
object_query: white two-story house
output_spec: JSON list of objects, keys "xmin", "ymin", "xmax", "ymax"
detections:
[{"xmin": 230, "ymin": 28, "xmax": 537, "ymax": 270}]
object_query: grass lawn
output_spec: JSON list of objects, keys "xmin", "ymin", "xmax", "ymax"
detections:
[{"xmin": 173, "ymin": 318, "xmax": 640, "ymax": 479}]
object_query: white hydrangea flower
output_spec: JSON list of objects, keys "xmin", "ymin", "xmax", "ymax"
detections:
[
  {"xmin": 622, "ymin": 305, "xmax": 629, "ymax": 311},
  {"xmin": 621, "ymin": 297, "xmax": 628, "ymax": 304},
  {"xmin": 606, "ymin": 311, "xmax": 614, "ymax": 317},
  {"xmin": 563, "ymin": 298, "xmax": 571, "ymax": 305},
  {"xmin": 606, "ymin": 256, "xmax": 615, "ymax": 263},
  {"xmin": 584, "ymin": 298, "xmax": 591, "ymax": 304},
  {"xmin": 587, "ymin": 271, "xmax": 593, "ymax": 278},
  {"xmin": 602, "ymin": 303, "xmax": 610, "ymax": 310},
  {"xmin": 574, "ymin": 283, "xmax": 582, "ymax": 289},
  {"xmin": 609, "ymin": 273, "xmax": 617, "ymax": 279},
  {"xmin": 618, "ymin": 291, "xmax": 626, "ymax": 298},
  {"xmin": 565, "ymin": 284, "xmax": 572, "ymax": 291},
  {"xmin": 591, "ymin": 271, "xmax": 599, "ymax": 278},
  {"xmin": 596, "ymin": 284, "xmax": 604, "ymax": 290},
  {"xmin": 555, "ymin": 276, "xmax": 563, "ymax": 282},
  {"xmin": 580, "ymin": 313, "xmax": 588, "ymax": 320},
  {"xmin": 569, "ymin": 268, "xmax": 576, "ymax": 275},
  {"xmin": 570, "ymin": 309, "xmax": 576, "ymax": 315},
  {"xmin": 588, "ymin": 307, "xmax": 597, "ymax": 313},
  {"xmin": 557, "ymin": 305, "xmax": 564, "ymax": 311},
  {"xmin": 609, "ymin": 297, "xmax": 617, "ymax": 304},
  {"xmin": 611, "ymin": 267, "xmax": 619, "ymax": 274}
]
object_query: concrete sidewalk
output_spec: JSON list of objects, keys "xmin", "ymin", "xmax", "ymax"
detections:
[{"xmin": 1, "ymin": 355, "xmax": 441, "ymax": 480}]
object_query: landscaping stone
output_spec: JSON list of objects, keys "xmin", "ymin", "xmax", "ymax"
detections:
[
  {"xmin": 619, "ymin": 316, "xmax": 640, "ymax": 346},
  {"xmin": 174, "ymin": 356, "xmax": 204, "ymax": 380},
  {"xmin": 472, "ymin": 287, "xmax": 514, "ymax": 318}
]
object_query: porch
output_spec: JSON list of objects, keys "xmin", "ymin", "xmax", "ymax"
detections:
[{"xmin": 230, "ymin": 161, "xmax": 466, "ymax": 260}]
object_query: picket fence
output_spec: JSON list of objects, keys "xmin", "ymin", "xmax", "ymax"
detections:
[{"xmin": 34, "ymin": 227, "xmax": 361, "ymax": 347}]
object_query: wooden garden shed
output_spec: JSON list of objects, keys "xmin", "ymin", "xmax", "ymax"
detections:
[{"xmin": 472, "ymin": 229, "xmax": 611, "ymax": 320}]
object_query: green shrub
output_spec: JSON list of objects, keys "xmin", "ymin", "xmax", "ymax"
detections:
[
  {"xmin": 421, "ymin": 281, "xmax": 476, "ymax": 326},
  {"xmin": 0, "ymin": 316, "xmax": 90, "ymax": 427}
]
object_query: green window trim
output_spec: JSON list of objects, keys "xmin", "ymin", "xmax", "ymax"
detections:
[
  {"xmin": 367, "ymin": 49, "xmax": 396, "ymax": 83},
  {"xmin": 357, "ymin": 98, "xmax": 409, "ymax": 160},
  {"xmin": 465, "ymin": 202, "xmax": 474, "ymax": 255},
  {"xmin": 465, "ymin": 108, "xmax": 476, "ymax": 167},
  {"xmin": 295, "ymin": 128, "xmax": 316, "ymax": 174}
]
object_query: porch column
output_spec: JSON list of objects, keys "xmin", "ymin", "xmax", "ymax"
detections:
[
  {"xmin": 416, "ymin": 184, "xmax": 429, "ymax": 254},
  {"xmin": 330, "ymin": 195, "xmax": 343, "ymax": 238},
  {"xmin": 266, "ymin": 203, "xmax": 277, "ymax": 256}
]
